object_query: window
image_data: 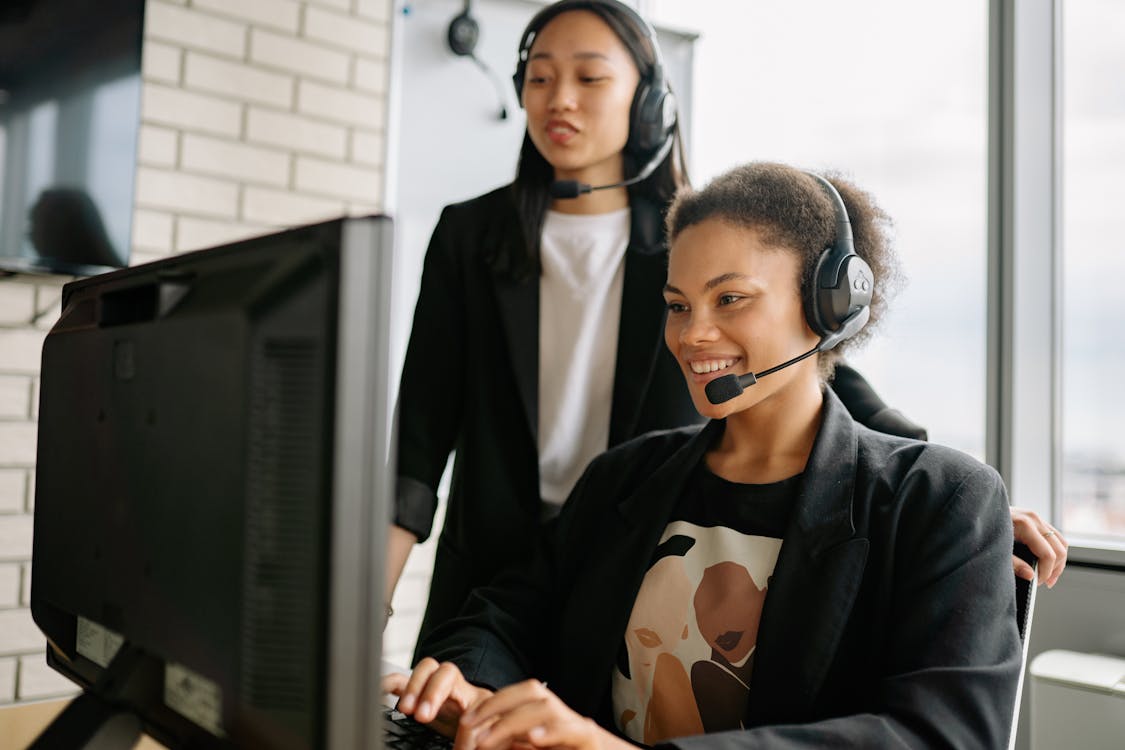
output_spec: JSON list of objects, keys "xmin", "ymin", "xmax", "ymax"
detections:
[
  {"xmin": 652, "ymin": 0, "xmax": 988, "ymax": 457},
  {"xmin": 1059, "ymin": 0, "xmax": 1125, "ymax": 539}
]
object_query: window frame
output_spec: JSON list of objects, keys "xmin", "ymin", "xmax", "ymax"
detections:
[{"xmin": 990, "ymin": 0, "xmax": 1125, "ymax": 561}]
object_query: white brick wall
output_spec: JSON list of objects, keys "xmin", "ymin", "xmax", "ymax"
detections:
[
  {"xmin": 0, "ymin": 0, "xmax": 394, "ymax": 705},
  {"xmin": 0, "ymin": 516, "xmax": 33, "ymax": 562},
  {"xmin": 180, "ymin": 133, "xmax": 291, "ymax": 187},
  {"xmin": 137, "ymin": 124, "xmax": 179, "ymax": 167},
  {"xmin": 142, "ymin": 83, "xmax": 243, "ymax": 136},
  {"xmin": 250, "ymin": 28, "xmax": 351, "ymax": 84},
  {"xmin": 354, "ymin": 56, "xmax": 388, "ymax": 94},
  {"xmin": 0, "ymin": 658, "xmax": 14, "ymax": 703},
  {"xmin": 0, "ymin": 284, "xmax": 34, "ymax": 326},
  {"xmin": 355, "ymin": 0, "xmax": 392, "ymax": 24},
  {"xmin": 145, "ymin": 3, "xmax": 247, "ymax": 58},
  {"xmin": 242, "ymin": 186, "xmax": 345, "ymax": 225},
  {"xmin": 352, "ymin": 129, "xmax": 384, "ymax": 166},
  {"xmin": 294, "ymin": 155, "xmax": 382, "ymax": 202},
  {"xmin": 0, "ymin": 376, "xmax": 31, "ymax": 419},
  {"xmin": 135, "ymin": 166, "xmax": 241, "ymax": 218},
  {"xmin": 33, "ymin": 286, "xmax": 62, "ymax": 334},
  {"xmin": 0, "ymin": 471, "xmax": 25, "ymax": 514},
  {"xmin": 247, "ymin": 106, "xmax": 348, "ymax": 158},
  {"xmin": 24, "ymin": 474, "xmax": 34, "ymax": 515},
  {"xmin": 184, "ymin": 51, "xmax": 295, "ymax": 108},
  {"xmin": 0, "ymin": 611, "xmax": 38, "ymax": 661},
  {"xmin": 175, "ymin": 217, "xmax": 272, "ymax": 253},
  {"xmin": 304, "ymin": 6, "xmax": 387, "ymax": 55},
  {"xmin": 18, "ymin": 655, "xmax": 78, "ymax": 701},
  {"xmin": 0, "ymin": 329, "xmax": 47, "ymax": 373},
  {"xmin": 0, "ymin": 565, "xmax": 20, "ymax": 609},
  {"xmin": 193, "ymin": 0, "xmax": 302, "ymax": 34},
  {"xmin": 0, "ymin": 424, "xmax": 36, "ymax": 467},
  {"xmin": 141, "ymin": 40, "xmax": 183, "ymax": 84},
  {"xmin": 27, "ymin": 378, "xmax": 39, "ymax": 423},
  {"xmin": 132, "ymin": 208, "xmax": 176, "ymax": 252},
  {"xmin": 297, "ymin": 79, "xmax": 385, "ymax": 126},
  {"xmin": 309, "ymin": 0, "xmax": 350, "ymax": 11}
]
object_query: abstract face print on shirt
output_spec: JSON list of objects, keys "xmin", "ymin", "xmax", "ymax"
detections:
[{"xmin": 611, "ymin": 521, "xmax": 783, "ymax": 744}]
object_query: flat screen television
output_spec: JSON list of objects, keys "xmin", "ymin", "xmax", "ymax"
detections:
[
  {"xmin": 0, "ymin": 0, "xmax": 144, "ymax": 276},
  {"xmin": 30, "ymin": 215, "xmax": 395, "ymax": 748}
]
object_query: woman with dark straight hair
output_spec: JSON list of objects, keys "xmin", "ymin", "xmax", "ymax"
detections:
[{"xmin": 390, "ymin": 1, "xmax": 700, "ymax": 654}]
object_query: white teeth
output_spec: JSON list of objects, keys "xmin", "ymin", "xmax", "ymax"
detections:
[{"xmin": 690, "ymin": 359, "xmax": 735, "ymax": 374}]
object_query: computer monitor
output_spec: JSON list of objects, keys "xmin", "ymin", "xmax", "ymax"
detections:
[{"xmin": 30, "ymin": 215, "xmax": 396, "ymax": 749}]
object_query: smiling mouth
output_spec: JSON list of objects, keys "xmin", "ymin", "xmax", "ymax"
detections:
[{"xmin": 689, "ymin": 358, "xmax": 738, "ymax": 375}]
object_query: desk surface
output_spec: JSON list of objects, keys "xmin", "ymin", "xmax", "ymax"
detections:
[{"xmin": 0, "ymin": 698, "xmax": 167, "ymax": 750}]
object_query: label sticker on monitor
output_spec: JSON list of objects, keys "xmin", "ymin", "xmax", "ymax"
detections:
[
  {"xmin": 165, "ymin": 662, "xmax": 227, "ymax": 738},
  {"xmin": 75, "ymin": 616, "xmax": 124, "ymax": 668}
]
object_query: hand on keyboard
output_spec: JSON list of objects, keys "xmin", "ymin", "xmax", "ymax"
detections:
[
  {"xmin": 381, "ymin": 658, "xmax": 494, "ymax": 741},
  {"xmin": 384, "ymin": 705, "xmax": 454, "ymax": 750}
]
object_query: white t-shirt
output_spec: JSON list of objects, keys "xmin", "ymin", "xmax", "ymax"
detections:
[{"xmin": 537, "ymin": 207, "xmax": 631, "ymax": 504}]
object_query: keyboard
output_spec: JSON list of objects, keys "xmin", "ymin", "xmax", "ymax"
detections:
[{"xmin": 383, "ymin": 705, "xmax": 453, "ymax": 750}]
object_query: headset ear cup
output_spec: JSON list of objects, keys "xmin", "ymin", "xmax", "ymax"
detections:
[
  {"xmin": 660, "ymin": 89, "xmax": 678, "ymax": 134},
  {"xmin": 627, "ymin": 80, "xmax": 653, "ymax": 154},
  {"xmin": 512, "ymin": 66, "xmax": 524, "ymax": 105},
  {"xmin": 808, "ymin": 247, "xmax": 835, "ymax": 338},
  {"xmin": 627, "ymin": 80, "xmax": 675, "ymax": 156},
  {"xmin": 804, "ymin": 171, "xmax": 875, "ymax": 345},
  {"xmin": 813, "ymin": 253, "xmax": 874, "ymax": 339}
]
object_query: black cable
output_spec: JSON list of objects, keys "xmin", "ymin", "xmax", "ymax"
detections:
[
  {"xmin": 468, "ymin": 54, "xmax": 509, "ymax": 120},
  {"xmin": 447, "ymin": 1, "xmax": 508, "ymax": 120}
]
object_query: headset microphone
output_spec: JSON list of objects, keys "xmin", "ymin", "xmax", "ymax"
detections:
[{"xmin": 549, "ymin": 135, "xmax": 674, "ymax": 199}]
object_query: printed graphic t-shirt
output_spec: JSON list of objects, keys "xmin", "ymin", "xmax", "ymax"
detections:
[{"xmin": 610, "ymin": 463, "xmax": 798, "ymax": 745}]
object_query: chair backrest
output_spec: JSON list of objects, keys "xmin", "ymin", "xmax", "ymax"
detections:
[{"xmin": 1008, "ymin": 542, "xmax": 1039, "ymax": 750}]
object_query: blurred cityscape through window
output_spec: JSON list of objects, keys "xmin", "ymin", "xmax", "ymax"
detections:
[{"xmin": 1060, "ymin": 0, "xmax": 1125, "ymax": 539}]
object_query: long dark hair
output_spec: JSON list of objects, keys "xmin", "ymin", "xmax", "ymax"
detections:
[{"xmin": 494, "ymin": 0, "xmax": 690, "ymax": 281}]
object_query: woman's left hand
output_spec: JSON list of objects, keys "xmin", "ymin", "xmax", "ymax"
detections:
[
  {"xmin": 455, "ymin": 679, "xmax": 624, "ymax": 750},
  {"xmin": 1010, "ymin": 505, "xmax": 1068, "ymax": 588}
]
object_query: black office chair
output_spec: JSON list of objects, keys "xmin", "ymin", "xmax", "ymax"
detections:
[{"xmin": 1008, "ymin": 543, "xmax": 1039, "ymax": 750}]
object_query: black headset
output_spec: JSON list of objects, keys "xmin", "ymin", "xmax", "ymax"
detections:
[
  {"xmin": 805, "ymin": 173, "xmax": 874, "ymax": 350},
  {"xmin": 511, "ymin": 0, "xmax": 677, "ymax": 158}
]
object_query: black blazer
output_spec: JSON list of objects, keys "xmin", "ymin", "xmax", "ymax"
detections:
[
  {"xmin": 395, "ymin": 185, "xmax": 700, "ymax": 644},
  {"xmin": 421, "ymin": 389, "xmax": 1021, "ymax": 749}
]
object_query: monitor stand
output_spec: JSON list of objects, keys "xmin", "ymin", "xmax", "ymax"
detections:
[{"xmin": 28, "ymin": 646, "xmax": 154, "ymax": 749}]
